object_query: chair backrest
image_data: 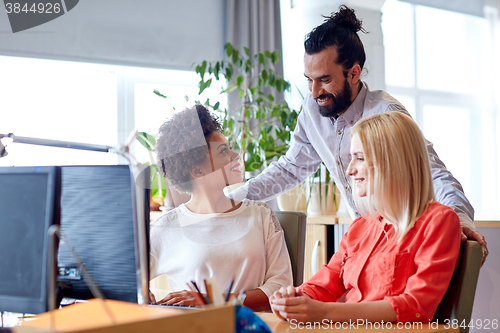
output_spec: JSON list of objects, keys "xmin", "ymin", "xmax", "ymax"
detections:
[
  {"xmin": 433, "ymin": 240, "xmax": 482, "ymax": 333},
  {"xmin": 275, "ymin": 211, "xmax": 307, "ymax": 287}
]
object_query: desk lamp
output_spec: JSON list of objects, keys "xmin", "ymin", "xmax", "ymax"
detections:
[{"xmin": 0, "ymin": 132, "xmax": 150, "ymax": 312}]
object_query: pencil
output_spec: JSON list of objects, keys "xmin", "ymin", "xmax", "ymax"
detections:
[
  {"xmin": 191, "ymin": 280, "xmax": 201, "ymax": 294},
  {"xmin": 224, "ymin": 279, "xmax": 234, "ymax": 303},
  {"xmin": 204, "ymin": 279, "xmax": 213, "ymax": 304},
  {"xmin": 186, "ymin": 282, "xmax": 206, "ymax": 305}
]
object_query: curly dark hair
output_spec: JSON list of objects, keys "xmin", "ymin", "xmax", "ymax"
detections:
[
  {"xmin": 155, "ymin": 104, "xmax": 222, "ymax": 193},
  {"xmin": 304, "ymin": 5, "xmax": 367, "ymax": 77}
]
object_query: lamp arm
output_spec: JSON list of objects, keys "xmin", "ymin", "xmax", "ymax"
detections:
[{"xmin": 0, "ymin": 133, "xmax": 113, "ymax": 153}]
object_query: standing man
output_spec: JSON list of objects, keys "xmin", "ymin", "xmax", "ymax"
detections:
[{"xmin": 231, "ymin": 5, "xmax": 488, "ymax": 262}]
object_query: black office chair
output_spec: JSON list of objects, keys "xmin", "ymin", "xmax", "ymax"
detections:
[
  {"xmin": 275, "ymin": 211, "xmax": 307, "ymax": 287},
  {"xmin": 433, "ymin": 240, "xmax": 483, "ymax": 333}
]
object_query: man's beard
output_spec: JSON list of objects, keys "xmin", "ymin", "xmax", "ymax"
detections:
[{"xmin": 316, "ymin": 79, "xmax": 353, "ymax": 118}]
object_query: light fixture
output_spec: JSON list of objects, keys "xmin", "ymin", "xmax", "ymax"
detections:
[{"xmin": 0, "ymin": 132, "xmax": 121, "ymax": 157}]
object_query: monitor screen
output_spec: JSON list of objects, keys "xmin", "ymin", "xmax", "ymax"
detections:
[
  {"xmin": 0, "ymin": 166, "xmax": 59, "ymax": 314},
  {"xmin": 56, "ymin": 165, "xmax": 150, "ymax": 304}
]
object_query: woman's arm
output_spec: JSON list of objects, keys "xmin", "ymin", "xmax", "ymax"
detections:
[
  {"xmin": 240, "ymin": 289, "xmax": 272, "ymax": 312},
  {"xmin": 271, "ymin": 286, "xmax": 396, "ymax": 323},
  {"xmin": 271, "ymin": 296, "xmax": 396, "ymax": 323},
  {"xmin": 384, "ymin": 206, "xmax": 461, "ymax": 322}
]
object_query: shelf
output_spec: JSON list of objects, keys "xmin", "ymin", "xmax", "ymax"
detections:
[{"xmin": 307, "ymin": 214, "xmax": 352, "ymax": 225}]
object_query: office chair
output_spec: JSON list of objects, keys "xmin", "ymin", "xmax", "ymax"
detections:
[
  {"xmin": 433, "ymin": 240, "xmax": 483, "ymax": 333},
  {"xmin": 275, "ymin": 211, "xmax": 307, "ymax": 287}
]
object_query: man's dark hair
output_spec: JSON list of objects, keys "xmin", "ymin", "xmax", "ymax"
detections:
[
  {"xmin": 155, "ymin": 104, "xmax": 222, "ymax": 193},
  {"xmin": 304, "ymin": 5, "xmax": 367, "ymax": 77}
]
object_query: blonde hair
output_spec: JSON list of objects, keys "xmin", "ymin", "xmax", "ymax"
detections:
[{"xmin": 352, "ymin": 112, "xmax": 434, "ymax": 241}]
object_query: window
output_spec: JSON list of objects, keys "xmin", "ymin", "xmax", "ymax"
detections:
[
  {"xmin": 382, "ymin": 0, "xmax": 500, "ymax": 219},
  {"xmin": 0, "ymin": 56, "xmax": 226, "ymax": 168},
  {"xmin": 0, "ymin": 56, "xmax": 118, "ymax": 166}
]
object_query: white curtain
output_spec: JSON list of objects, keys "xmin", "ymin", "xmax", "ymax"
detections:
[{"xmin": 225, "ymin": 0, "xmax": 284, "ymax": 111}]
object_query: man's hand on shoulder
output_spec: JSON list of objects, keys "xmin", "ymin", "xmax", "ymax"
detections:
[{"xmin": 461, "ymin": 225, "xmax": 488, "ymax": 266}]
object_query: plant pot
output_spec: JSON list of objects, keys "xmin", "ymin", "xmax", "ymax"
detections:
[
  {"xmin": 223, "ymin": 181, "xmax": 246, "ymax": 196},
  {"xmin": 307, "ymin": 181, "xmax": 341, "ymax": 216},
  {"xmin": 277, "ymin": 185, "xmax": 307, "ymax": 213},
  {"xmin": 150, "ymin": 195, "xmax": 164, "ymax": 211}
]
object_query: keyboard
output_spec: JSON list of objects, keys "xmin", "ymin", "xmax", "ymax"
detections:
[{"xmin": 149, "ymin": 302, "xmax": 201, "ymax": 309}]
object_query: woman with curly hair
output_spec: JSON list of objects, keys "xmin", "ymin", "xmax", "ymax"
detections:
[
  {"xmin": 270, "ymin": 112, "xmax": 461, "ymax": 323},
  {"xmin": 149, "ymin": 104, "xmax": 292, "ymax": 311}
]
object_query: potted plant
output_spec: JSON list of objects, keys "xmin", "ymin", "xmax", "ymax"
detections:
[
  {"xmin": 306, "ymin": 163, "xmax": 341, "ymax": 216},
  {"xmin": 136, "ymin": 130, "xmax": 191, "ymax": 211},
  {"xmin": 135, "ymin": 131, "xmax": 166, "ymax": 211},
  {"xmin": 193, "ymin": 43, "xmax": 299, "ymax": 174},
  {"xmin": 194, "ymin": 43, "xmax": 341, "ymax": 214},
  {"xmin": 138, "ymin": 42, "xmax": 339, "ymax": 213}
]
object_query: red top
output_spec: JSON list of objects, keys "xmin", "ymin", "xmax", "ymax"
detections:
[{"xmin": 300, "ymin": 201, "xmax": 461, "ymax": 322}]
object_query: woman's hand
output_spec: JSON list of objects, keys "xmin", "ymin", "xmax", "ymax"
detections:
[
  {"xmin": 149, "ymin": 290, "xmax": 157, "ymax": 304},
  {"xmin": 270, "ymin": 287, "xmax": 328, "ymax": 323},
  {"xmin": 270, "ymin": 294, "xmax": 329, "ymax": 323},
  {"xmin": 269, "ymin": 286, "xmax": 304, "ymax": 320},
  {"xmin": 156, "ymin": 290, "xmax": 202, "ymax": 306}
]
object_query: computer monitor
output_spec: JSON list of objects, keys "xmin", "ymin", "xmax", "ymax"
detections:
[
  {"xmin": 56, "ymin": 165, "xmax": 150, "ymax": 305},
  {"xmin": 0, "ymin": 166, "xmax": 60, "ymax": 314}
]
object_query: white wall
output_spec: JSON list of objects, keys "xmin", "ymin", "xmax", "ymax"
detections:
[
  {"xmin": 0, "ymin": 0, "xmax": 225, "ymax": 70},
  {"xmin": 471, "ymin": 227, "xmax": 500, "ymax": 333}
]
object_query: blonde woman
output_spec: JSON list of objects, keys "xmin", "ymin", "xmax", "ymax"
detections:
[{"xmin": 270, "ymin": 112, "xmax": 461, "ymax": 323}]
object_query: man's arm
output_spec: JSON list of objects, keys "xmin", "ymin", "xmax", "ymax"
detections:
[
  {"xmin": 425, "ymin": 139, "xmax": 488, "ymax": 263},
  {"xmin": 231, "ymin": 111, "xmax": 322, "ymax": 202}
]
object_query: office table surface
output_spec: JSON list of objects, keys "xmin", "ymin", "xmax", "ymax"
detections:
[{"xmin": 257, "ymin": 313, "xmax": 459, "ymax": 332}]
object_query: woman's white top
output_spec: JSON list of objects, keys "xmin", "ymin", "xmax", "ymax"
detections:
[{"xmin": 150, "ymin": 199, "xmax": 293, "ymax": 297}]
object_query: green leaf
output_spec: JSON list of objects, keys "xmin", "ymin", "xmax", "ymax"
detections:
[
  {"xmin": 244, "ymin": 47, "xmax": 251, "ymax": 57},
  {"xmin": 153, "ymin": 89, "xmax": 167, "ymax": 99},
  {"xmin": 214, "ymin": 62, "xmax": 220, "ymax": 80},
  {"xmin": 214, "ymin": 101, "xmax": 220, "ymax": 110},
  {"xmin": 238, "ymin": 89, "xmax": 245, "ymax": 99},
  {"xmin": 222, "ymin": 84, "xmax": 238, "ymax": 94},
  {"xmin": 198, "ymin": 80, "xmax": 206, "ymax": 95},
  {"xmin": 225, "ymin": 64, "xmax": 233, "ymax": 81},
  {"xmin": 225, "ymin": 43, "xmax": 234, "ymax": 57},
  {"xmin": 245, "ymin": 154, "xmax": 263, "ymax": 172},
  {"xmin": 268, "ymin": 72, "xmax": 276, "ymax": 86},
  {"xmin": 245, "ymin": 59, "xmax": 252, "ymax": 73},
  {"xmin": 261, "ymin": 69, "xmax": 268, "ymax": 83},
  {"xmin": 249, "ymin": 87, "xmax": 257, "ymax": 97},
  {"xmin": 200, "ymin": 61, "xmax": 207, "ymax": 79},
  {"xmin": 136, "ymin": 132, "xmax": 156, "ymax": 151},
  {"xmin": 272, "ymin": 51, "xmax": 280, "ymax": 65},
  {"xmin": 236, "ymin": 75, "xmax": 244, "ymax": 87},
  {"xmin": 232, "ymin": 49, "xmax": 240, "ymax": 64},
  {"xmin": 276, "ymin": 79, "xmax": 282, "ymax": 93},
  {"xmin": 258, "ymin": 53, "xmax": 265, "ymax": 67},
  {"xmin": 267, "ymin": 93, "xmax": 275, "ymax": 102}
]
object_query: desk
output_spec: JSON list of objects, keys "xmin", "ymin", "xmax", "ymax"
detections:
[{"xmin": 258, "ymin": 313, "xmax": 459, "ymax": 332}]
